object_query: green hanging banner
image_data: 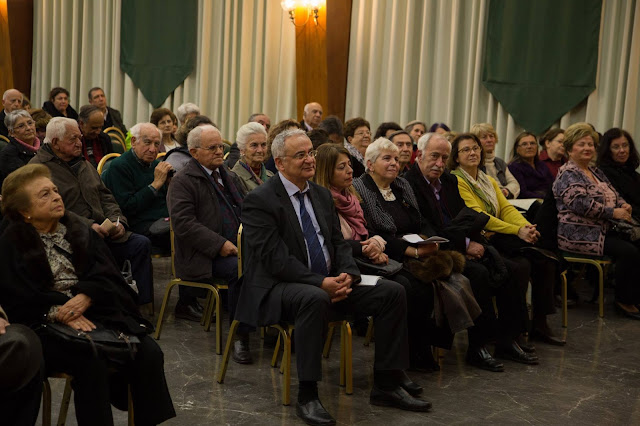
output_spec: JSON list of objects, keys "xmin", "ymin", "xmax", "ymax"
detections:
[
  {"xmin": 120, "ymin": 0, "xmax": 197, "ymax": 108},
  {"xmin": 483, "ymin": 0, "xmax": 602, "ymax": 134}
]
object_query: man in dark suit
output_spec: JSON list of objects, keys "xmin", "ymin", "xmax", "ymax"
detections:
[
  {"xmin": 167, "ymin": 125, "xmax": 253, "ymax": 363},
  {"xmin": 237, "ymin": 129, "xmax": 431, "ymax": 425},
  {"xmin": 300, "ymin": 102, "xmax": 323, "ymax": 131},
  {"xmin": 88, "ymin": 87, "xmax": 127, "ymax": 135},
  {"xmin": 404, "ymin": 132, "xmax": 539, "ymax": 371},
  {"xmin": 1, "ymin": 89, "xmax": 23, "ymax": 137}
]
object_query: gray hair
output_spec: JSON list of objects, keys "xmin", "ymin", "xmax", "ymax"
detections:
[
  {"xmin": 44, "ymin": 117, "xmax": 78, "ymax": 144},
  {"xmin": 365, "ymin": 137, "xmax": 399, "ymax": 166},
  {"xmin": 187, "ymin": 124, "xmax": 221, "ymax": 150},
  {"xmin": 2, "ymin": 89, "xmax": 22, "ymax": 102},
  {"xmin": 404, "ymin": 120, "xmax": 426, "ymax": 133},
  {"xmin": 271, "ymin": 129, "xmax": 308, "ymax": 159},
  {"xmin": 176, "ymin": 103, "xmax": 200, "ymax": 124},
  {"xmin": 236, "ymin": 122, "xmax": 267, "ymax": 150},
  {"xmin": 248, "ymin": 113, "xmax": 266, "ymax": 122},
  {"xmin": 131, "ymin": 122, "xmax": 162, "ymax": 141},
  {"xmin": 4, "ymin": 110, "xmax": 32, "ymax": 132},
  {"xmin": 418, "ymin": 132, "xmax": 450, "ymax": 153}
]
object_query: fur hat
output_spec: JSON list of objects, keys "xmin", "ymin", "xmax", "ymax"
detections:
[{"xmin": 404, "ymin": 250, "xmax": 466, "ymax": 284}]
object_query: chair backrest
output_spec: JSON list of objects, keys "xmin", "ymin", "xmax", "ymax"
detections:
[
  {"xmin": 111, "ymin": 140, "xmax": 125, "ymax": 154},
  {"xmin": 104, "ymin": 126, "xmax": 126, "ymax": 141},
  {"xmin": 0, "ymin": 134, "xmax": 10, "ymax": 152},
  {"xmin": 157, "ymin": 152, "xmax": 167, "ymax": 159},
  {"xmin": 97, "ymin": 153, "xmax": 120, "ymax": 175}
]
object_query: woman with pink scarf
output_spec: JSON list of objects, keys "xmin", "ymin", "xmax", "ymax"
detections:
[
  {"xmin": 313, "ymin": 143, "xmax": 441, "ymax": 374},
  {"xmin": 0, "ymin": 110, "xmax": 42, "ymax": 187}
]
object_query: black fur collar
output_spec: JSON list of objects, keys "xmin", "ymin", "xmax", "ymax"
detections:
[{"xmin": 2, "ymin": 212, "xmax": 92, "ymax": 287}]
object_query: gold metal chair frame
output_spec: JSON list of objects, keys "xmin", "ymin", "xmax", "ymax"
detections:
[
  {"xmin": 560, "ymin": 253, "xmax": 612, "ymax": 327},
  {"xmin": 97, "ymin": 153, "xmax": 121, "ymax": 175},
  {"xmin": 154, "ymin": 223, "xmax": 228, "ymax": 354},
  {"xmin": 43, "ymin": 373, "xmax": 134, "ymax": 426},
  {"xmin": 217, "ymin": 224, "xmax": 353, "ymax": 405}
]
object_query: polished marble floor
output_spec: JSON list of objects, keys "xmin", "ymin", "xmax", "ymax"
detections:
[{"xmin": 40, "ymin": 257, "xmax": 640, "ymax": 425}]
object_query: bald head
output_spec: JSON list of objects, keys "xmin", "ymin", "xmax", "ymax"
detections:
[
  {"xmin": 303, "ymin": 102, "xmax": 323, "ymax": 129},
  {"xmin": 3, "ymin": 89, "xmax": 23, "ymax": 114}
]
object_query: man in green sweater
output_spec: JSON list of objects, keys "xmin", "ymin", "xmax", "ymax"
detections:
[{"xmin": 102, "ymin": 122, "xmax": 173, "ymax": 252}]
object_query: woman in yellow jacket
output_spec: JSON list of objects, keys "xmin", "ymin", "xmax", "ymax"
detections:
[{"xmin": 448, "ymin": 133, "xmax": 564, "ymax": 347}]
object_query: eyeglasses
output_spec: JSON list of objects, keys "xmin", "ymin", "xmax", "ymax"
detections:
[
  {"xmin": 458, "ymin": 145, "xmax": 481, "ymax": 154},
  {"xmin": 354, "ymin": 130, "xmax": 371, "ymax": 137},
  {"xmin": 284, "ymin": 150, "xmax": 317, "ymax": 160},
  {"xmin": 198, "ymin": 144, "xmax": 225, "ymax": 152},
  {"xmin": 13, "ymin": 120, "xmax": 35, "ymax": 131},
  {"xmin": 518, "ymin": 142, "xmax": 537, "ymax": 148}
]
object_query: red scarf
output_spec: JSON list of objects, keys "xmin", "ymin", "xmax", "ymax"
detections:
[{"xmin": 330, "ymin": 187, "xmax": 368, "ymax": 241}]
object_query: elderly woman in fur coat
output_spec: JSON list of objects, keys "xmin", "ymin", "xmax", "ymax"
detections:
[
  {"xmin": 352, "ymin": 139, "xmax": 483, "ymax": 372},
  {"xmin": 0, "ymin": 164, "xmax": 175, "ymax": 426}
]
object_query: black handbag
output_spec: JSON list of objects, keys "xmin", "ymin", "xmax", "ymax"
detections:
[
  {"xmin": 354, "ymin": 256, "xmax": 403, "ymax": 276},
  {"xmin": 41, "ymin": 322, "xmax": 140, "ymax": 365},
  {"xmin": 610, "ymin": 218, "xmax": 640, "ymax": 241}
]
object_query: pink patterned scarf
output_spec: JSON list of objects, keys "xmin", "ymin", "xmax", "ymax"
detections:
[{"xmin": 330, "ymin": 187, "xmax": 368, "ymax": 241}]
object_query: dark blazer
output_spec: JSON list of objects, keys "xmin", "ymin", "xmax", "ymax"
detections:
[
  {"xmin": 0, "ymin": 138, "xmax": 38, "ymax": 188},
  {"xmin": 167, "ymin": 158, "xmax": 245, "ymax": 281},
  {"xmin": 42, "ymin": 101, "xmax": 78, "ymax": 120},
  {"xmin": 0, "ymin": 110, "xmax": 7, "ymax": 137},
  {"xmin": 103, "ymin": 106, "xmax": 127, "ymax": 135},
  {"xmin": 405, "ymin": 164, "xmax": 479, "ymax": 252},
  {"xmin": 599, "ymin": 163, "xmax": 640, "ymax": 221},
  {"xmin": 236, "ymin": 174, "xmax": 360, "ymax": 326}
]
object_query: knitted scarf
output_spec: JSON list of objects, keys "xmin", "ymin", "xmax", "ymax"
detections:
[
  {"xmin": 330, "ymin": 187, "xmax": 368, "ymax": 241},
  {"xmin": 452, "ymin": 168, "xmax": 498, "ymax": 216}
]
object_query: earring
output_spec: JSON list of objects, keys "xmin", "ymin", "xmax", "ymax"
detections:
[{"xmin": 27, "ymin": 216, "xmax": 32, "ymax": 219}]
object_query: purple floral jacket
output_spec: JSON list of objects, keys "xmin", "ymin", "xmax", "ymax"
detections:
[{"xmin": 552, "ymin": 161, "xmax": 626, "ymax": 256}]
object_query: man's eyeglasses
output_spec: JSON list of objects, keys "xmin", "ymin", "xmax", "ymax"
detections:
[
  {"xmin": 284, "ymin": 150, "xmax": 317, "ymax": 160},
  {"xmin": 198, "ymin": 144, "xmax": 225, "ymax": 152}
]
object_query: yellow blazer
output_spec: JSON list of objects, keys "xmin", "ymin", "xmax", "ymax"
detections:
[{"xmin": 455, "ymin": 173, "xmax": 529, "ymax": 235}]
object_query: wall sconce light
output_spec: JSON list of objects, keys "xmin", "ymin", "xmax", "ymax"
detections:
[{"xmin": 281, "ymin": 0, "xmax": 322, "ymax": 26}]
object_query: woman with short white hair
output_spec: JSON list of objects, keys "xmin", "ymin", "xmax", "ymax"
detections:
[
  {"xmin": 230, "ymin": 122, "xmax": 273, "ymax": 192},
  {"xmin": 0, "ymin": 110, "xmax": 41, "ymax": 187}
]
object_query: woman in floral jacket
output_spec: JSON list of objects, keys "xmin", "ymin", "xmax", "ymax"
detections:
[{"xmin": 552, "ymin": 123, "xmax": 640, "ymax": 320}]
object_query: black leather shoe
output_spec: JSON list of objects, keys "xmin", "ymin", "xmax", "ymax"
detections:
[
  {"xmin": 466, "ymin": 346, "xmax": 504, "ymax": 372},
  {"xmin": 370, "ymin": 386, "xmax": 432, "ymax": 412},
  {"xmin": 530, "ymin": 326, "xmax": 566, "ymax": 346},
  {"xmin": 193, "ymin": 300, "xmax": 205, "ymax": 314},
  {"xmin": 614, "ymin": 302, "xmax": 640, "ymax": 320},
  {"xmin": 399, "ymin": 371, "xmax": 423, "ymax": 396},
  {"xmin": 174, "ymin": 301, "xmax": 203, "ymax": 322},
  {"xmin": 295, "ymin": 399, "xmax": 336, "ymax": 426},
  {"xmin": 495, "ymin": 341, "xmax": 539, "ymax": 365},
  {"xmin": 516, "ymin": 335, "xmax": 536, "ymax": 354},
  {"xmin": 232, "ymin": 337, "xmax": 253, "ymax": 364}
]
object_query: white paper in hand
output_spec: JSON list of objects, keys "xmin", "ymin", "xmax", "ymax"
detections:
[
  {"xmin": 359, "ymin": 275, "xmax": 382, "ymax": 286},
  {"xmin": 402, "ymin": 234, "xmax": 449, "ymax": 245}
]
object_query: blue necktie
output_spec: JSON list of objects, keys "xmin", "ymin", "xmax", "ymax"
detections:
[{"xmin": 296, "ymin": 192, "xmax": 328, "ymax": 275}]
